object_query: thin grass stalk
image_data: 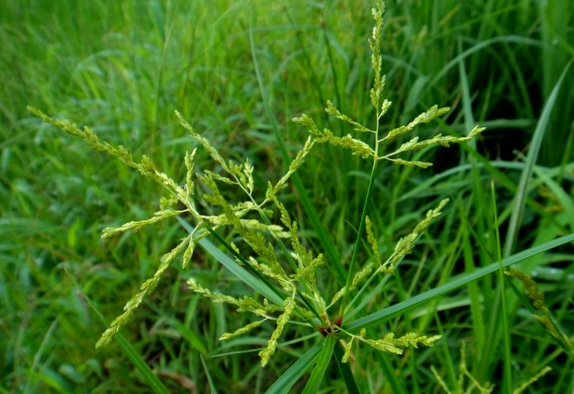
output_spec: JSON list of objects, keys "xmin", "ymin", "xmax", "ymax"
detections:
[
  {"xmin": 491, "ymin": 182, "xmax": 512, "ymax": 393},
  {"xmin": 339, "ymin": 147, "xmax": 378, "ymax": 317}
]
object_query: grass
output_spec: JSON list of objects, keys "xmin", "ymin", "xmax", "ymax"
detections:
[{"xmin": 1, "ymin": 0, "xmax": 574, "ymax": 393}]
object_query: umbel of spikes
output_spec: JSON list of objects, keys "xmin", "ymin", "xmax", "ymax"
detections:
[{"xmin": 27, "ymin": 0, "xmax": 483, "ymax": 367}]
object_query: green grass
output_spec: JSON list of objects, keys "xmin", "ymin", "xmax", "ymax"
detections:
[{"xmin": 1, "ymin": 0, "xmax": 574, "ymax": 393}]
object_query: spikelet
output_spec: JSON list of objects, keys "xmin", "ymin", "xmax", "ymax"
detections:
[
  {"xmin": 259, "ymin": 291, "xmax": 297, "ymax": 367},
  {"xmin": 342, "ymin": 329, "xmax": 441, "ymax": 359},
  {"xmin": 96, "ymin": 236, "xmax": 193, "ymax": 347},
  {"xmin": 506, "ymin": 268, "xmax": 573, "ymax": 351}
]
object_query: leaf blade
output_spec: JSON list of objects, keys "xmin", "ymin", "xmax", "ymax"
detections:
[
  {"xmin": 345, "ymin": 233, "xmax": 574, "ymax": 332},
  {"xmin": 302, "ymin": 336, "xmax": 336, "ymax": 394},
  {"xmin": 264, "ymin": 343, "xmax": 323, "ymax": 394},
  {"xmin": 503, "ymin": 61, "xmax": 572, "ymax": 257}
]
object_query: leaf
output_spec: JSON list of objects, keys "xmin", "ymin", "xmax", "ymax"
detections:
[
  {"xmin": 301, "ymin": 336, "xmax": 336, "ymax": 394},
  {"xmin": 344, "ymin": 233, "xmax": 574, "ymax": 332},
  {"xmin": 503, "ymin": 60, "xmax": 572, "ymax": 257},
  {"xmin": 200, "ymin": 355, "xmax": 219, "ymax": 394},
  {"xmin": 84, "ymin": 294, "xmax": 171, "ymax": 394},
  {"xmin": 333, "ymin": 341, "xmax": 360, "ymax": 394},
  {"xmin": 264, "ymin": 343, "xmax": 322, "ymax": 394}
]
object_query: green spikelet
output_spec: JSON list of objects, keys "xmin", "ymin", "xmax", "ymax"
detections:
[
  {"xmin": 220, "ymin": 319, "xmax": 266, "ymax": 341},
  {"xmin": 341, "ymin": 337, "xmax": 356, "ymax": 363},
  {"xmin": 512, "ymin": 367, "xmax": 552, "ymax": 394},
  {"xmin": 505, "ymin": 268, "xmax": 548, "ymax": 313},
  {"xmin": 96, "ymin": 236, "xmax": 192, "ymax": 348},
  {"xmin": 259, "ymin": 291, "xmax": 297, "ymax": 367},
  {"xmin": 102, "ymin": 210, "xmax": 184, "ymax": 238},
  {"xmin": 506, "ymin": 268, "xmax": 573, "ymax": 351},
  {"xmin": 343, "ymin": 329, "xmax": 441, "ymax": 358}
]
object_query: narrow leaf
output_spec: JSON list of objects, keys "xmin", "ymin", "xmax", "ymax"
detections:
[
  {"xmin": 302, "ymin": 336, "xmax": 336, "ymax": 394},
  {"xmin": 264, "ymin": 343, "xmax": 322, "ymax": 394},
  {"xmin": 200, "ymin": 355, "xmax": 219, "ymax": 394},
  {"xmin": 504, "ymin": 61, "xmax": 572, "ymax": 257},
  {"xmin": 345, "ymin": 233, "xmax": 574, "ymax": 332},
  {"xmin": 333, "ymin": 341, "xmax": 360, "ymax": 394},
  {"xmin": 84, "ymin": 294, "xmax": 171, "ymax": 394}
]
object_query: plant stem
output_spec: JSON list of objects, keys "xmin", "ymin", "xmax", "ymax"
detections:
[
  {"xmin": 339, "ymin": 115, "xmax": 381, "ymax": 316},
  {"xmin": 491, "ymin": 182, "xmax": 512, "ymax": 393}
]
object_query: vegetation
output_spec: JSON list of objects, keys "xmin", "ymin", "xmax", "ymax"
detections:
[{"xmin": 1, "ymin": 1, "xmax": 573, "ymax": 393}]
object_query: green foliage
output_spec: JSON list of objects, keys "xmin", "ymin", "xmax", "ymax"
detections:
[
  {"xmin": 431, "ymin": 343, "xmax": 553, "ymax": 394},
  {"xmin": 4, "ymin": 0, "xmax": 574, "ymax": 392}
]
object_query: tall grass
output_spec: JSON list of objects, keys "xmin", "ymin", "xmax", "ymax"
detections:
[{"xmin": 1, "ymin": 0, "xmax": 573, "ymax": 392}]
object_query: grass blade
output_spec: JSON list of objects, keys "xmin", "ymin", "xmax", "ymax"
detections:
[
  {"xmin": 112, "ymin": 334, "xmax": 171, "ymax": 394},
  {"xmin": 374, "ymin": 349, "xmax": 407, "ymax": 394},
  {"xmin": 169, "ymin": 318, "xmax": 208, "ymax": 355},
  {"xmin": 491, "ymin": 182, "xmax": 512, "ymax": 393},
  {"xmin": 429, "ymin": 36, "xmax": 544, "ymax": 91},
  {"xmin": 503, "ymin": 61, "xmax": 572, "ymax": 257},
  {"xmin": 533, "ymin": 165, "xmax": 574, "ymax": 232},
  {"xmin": 264, "ymin": 342, "xmax": 322, "ymax": 394},
  {"xmin": 200, "ymin": 355, "xmax": 219, "ymax": 394},
  {"xmin": 333, "ymin": 341, "xmax": 360, "ymax": 394},
  {"xmin": 344, "ymin": 233, "xmax": 574, "ymax": 332},
  {"xmin": 301, "ymin": 336, "xmax": 336, "ymax": 394}
]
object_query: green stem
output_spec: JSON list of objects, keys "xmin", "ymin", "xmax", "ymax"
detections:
[
  {"xmin": 338, "ymin": 90, "xmax": 382, "ymax": 316},
  {"xmin": 339, "ymin": 157, "xmax": 378, "ymax": 316},
  {"xmin": 491, "ymin": 182, "xmax": 512, "ymax": 393}
]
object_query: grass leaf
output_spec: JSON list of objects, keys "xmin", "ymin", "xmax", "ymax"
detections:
[
  {"xmin": 345, "ymin": 233, "xmax": 574, "ymax": 332},
  {"xmin": 301, "ymin": 336, "xmax": 336, "ymax": 394},
  {"xmin": 333, "ymin": 341, "xmax": 361, "ymax": 394},
  {"xmin": 84, "ymin": 294, "xmax": 171, "ymax": 394},
  {"xmin": 503, "ymin": 60, "xmax": 572, "ymax": 257},
  {"xmin": 264, "ymin": 342, "xmax": 322, "ymax": 394}
]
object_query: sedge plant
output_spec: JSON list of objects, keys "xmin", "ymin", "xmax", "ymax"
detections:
[{"xmin": 29, "ymin": 0, "xmax": 574, "ymax": 391}]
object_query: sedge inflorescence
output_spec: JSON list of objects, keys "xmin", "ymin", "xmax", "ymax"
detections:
[{"xmin": 29, "ymin": 0, "xmax": 483, "ymax": 367}]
